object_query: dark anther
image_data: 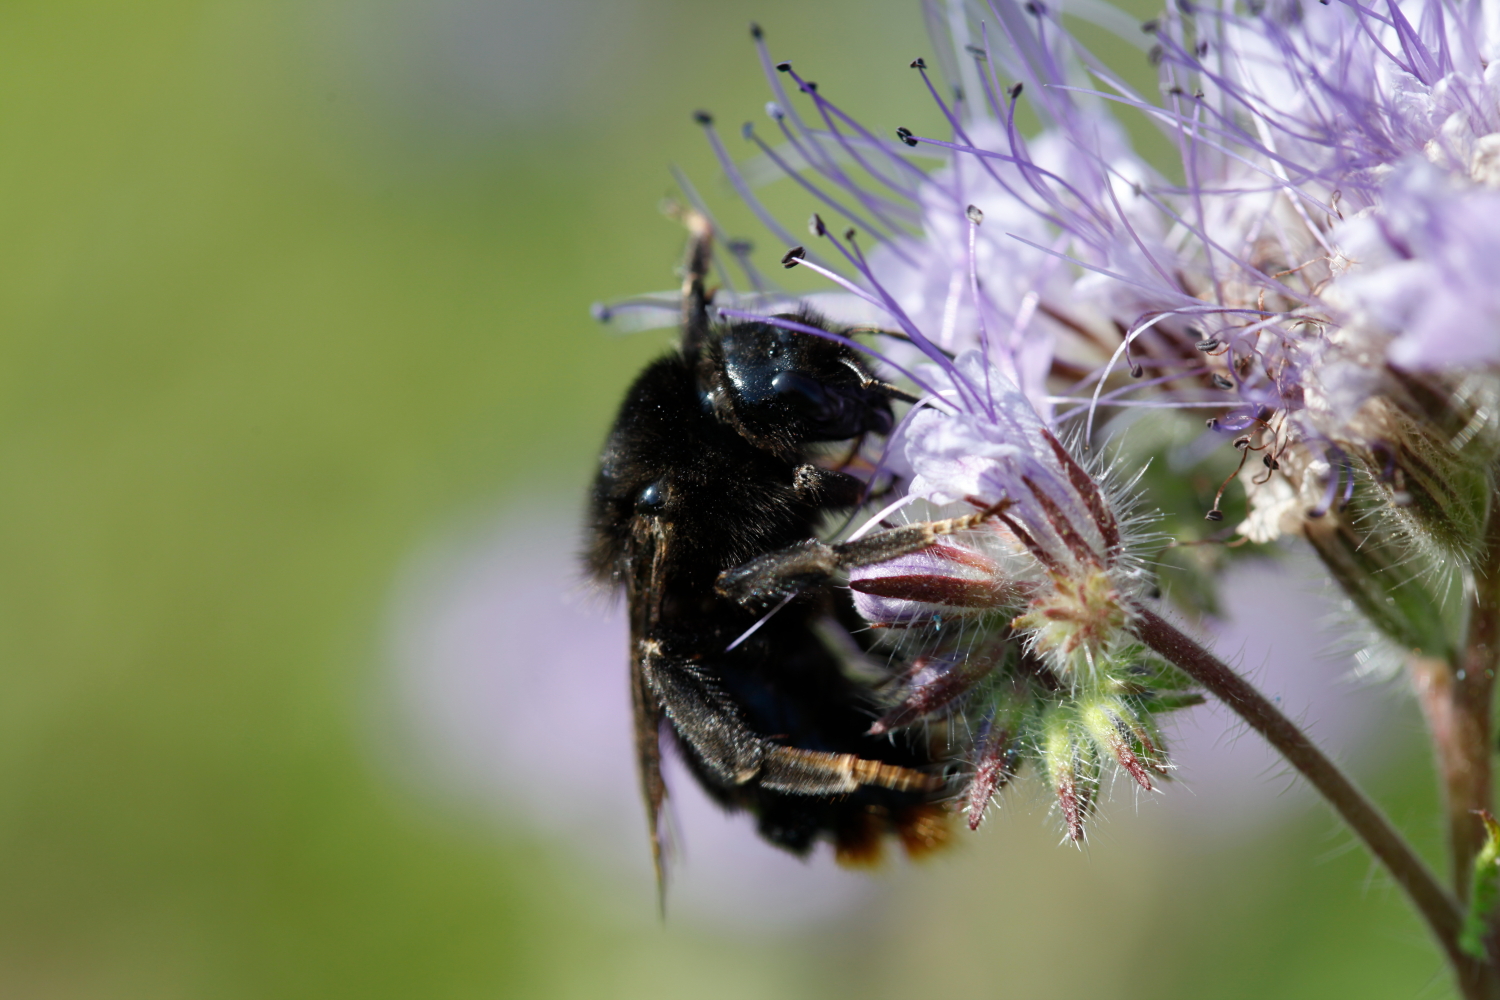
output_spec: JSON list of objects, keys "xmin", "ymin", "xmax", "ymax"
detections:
[
  {"xmin": 1196, "ymin": 40, "xmax": 1209, "ymax": 56},
  {"xmin": 776, "ymin": 61, "xmax": 791, "ymax": 72},
  {"xmin": 781, "ymin": 246, "xmax": 806, "ymax": 268},
  {"xmin": 1262, "ymin": 454, "xmax": 1279, "ymax": 470},
  {"xmin": 1141, "ymin": 18, "xmax": 1159, "ymax": 32},
  {"xmin": 896, "ymin": 126, "xmax": 918, "ymax": 147},
  {"xmin": 1168, "ymin": 86, "xmax": 1185, "ymax": 96},
  {"xmin": 1211, "ymin": 374, "xmax": 1234, "ymax": 390},
  {"xmin": 1177, "ymin": 0, "xmax": 1195, "ymax": 12},
  {"xmin": 1194, "ymin": 89, "xmax": 1205, "ymax": 99},
  {"xmin": 911, "ymin": 57, "xmax": 927, "ymax": 70},
  {"xmin": 727, "ymin": 239, "xmax": 753, "ymax": 255},
  {"xmin": 1205, "ymin": 417, "xmax": 1220, "ymax": 430},
  {"xmin": 692, "ymin": 110, "xmax": 713, "ymax": 126},
  {"xmin": 803, "ymin": 81, "xmax": 818, "ymax": 92},
  {"xmin": 1130, "ymin": 364, "xmax": 1144, "ymax": 378},
  {"xmin": 952, "ymin": 85, "xmax": 965, "ymax": 101},
  {"xmin": 844, "ymin": 227, "xmax": 857, "ymax": 241},
  {"xmin": 1196, "ymin": 337, "xmax": 1220, "ymax": 352},
  {"xmin": 1234, "ymin": 436, "xmax": 1251, "ymax": 450},
  {"xmin": 1204, "ymin": 509, "xmax": 1224, "ymax": 522},
  {"xmin": 1024, "ymin": 0, "xmax": 1044, "ymax": 14},
  {"xmin": 590, "ymin": 302, "xmax": 611, "ymax": 322},
  {"xmin": 1149, "ymin": 44, "xmax": 1165, "ymax": 65},
  {"xmin": 966, "ymin": 204, "xmax": 984, "ymax": 225},
  {"xmin": 966, "ymin": 44, "xmax": 987, "ymax": 58},
  {"xmin": 741, "ymin": 122, "xmax": 754, "ymax": 140},
  {"xmin": 809, "ymin": 213, "xmax": 827, "ymax": 237},
  {"xmin": 750, "ymin": 23, "xmax": 763, "ymax": 39},
  {"xmin": 1009, "ymin": 82, "xmax": 1024, "ymax": 99}
]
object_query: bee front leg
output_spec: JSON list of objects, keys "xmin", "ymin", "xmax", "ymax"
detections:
[
  {"xmin": 715, "ymin": 500, "xmax": 1011, "ymax": 609},
  {"xmin": 640, "ymin": 641, "xmax": 937, "ymax": 795}
]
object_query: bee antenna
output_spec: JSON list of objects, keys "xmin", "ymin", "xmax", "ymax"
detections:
[
  {"xmin": 848, "ymin": 326, "xmax": 957, "ymax": 361},
  {"xmin": 679, "ymin": 210, "xmax": 714, "ymax": 354}
]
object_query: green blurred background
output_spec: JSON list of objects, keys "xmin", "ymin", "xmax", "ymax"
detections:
[{"xmin": 0, "ymin": 1, "xmax": 1461, "ymax": 996}]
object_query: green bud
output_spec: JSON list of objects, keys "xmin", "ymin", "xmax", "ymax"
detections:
[
  {"xmin": 1359, "ymin": 372, "xmax": 1500, "ymax": 567},
  {"xmin": 1080, "ymin": 697, "xmax": 1166, "ymax": 791},
  {"xmin": 1040, "ymin": 708, "xmax": 1098, "ymax": 842},
  {"xmin": 1304, "ymin": 491, "xmax": 1464, "ymax": 662}
]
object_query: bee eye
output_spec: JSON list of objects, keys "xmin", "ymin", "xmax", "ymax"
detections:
[{"xmin": 636, "ymin": 481, "xmax": 666, "ymax": 514}]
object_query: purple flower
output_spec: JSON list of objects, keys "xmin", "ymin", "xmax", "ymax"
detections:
[
  {"xmin": 843, "ymin": 353, "xmax": 1187, "ymax": 836},
  {"xmin": 1332, "ymin": 160, "xmax": 1500, "ymax": 368},
  {"xmin": 644, "ymin": 0, "xmax": 1500, "ymax": 839},
  {"xmin": 680, "ymin": 1, "xmax": 1500, "ymax": 557}
]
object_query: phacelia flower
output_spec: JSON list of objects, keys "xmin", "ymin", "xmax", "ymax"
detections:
[
  {"xmin": 600, "ymin": 0, "xmax": 1500, "ymax": 840},
  {"xmin": 845, "ymin": 353, "xmax": 1198, "ymax": 837}
]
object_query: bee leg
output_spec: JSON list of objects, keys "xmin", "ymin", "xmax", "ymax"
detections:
[
  {"xmin": 640, "ymin": 641, "xmax": 937, "ymax": 795},
  {"xmin": 831, "ymin": 501, "xmax": 1011, "ymax": 567},
  {"xmin": 760, "ymin": 746, "xmax": 942, "ymax": 795},
  {"xmin": 716, "ymin": 500, "xmax": 1012, "ymax": 608}
]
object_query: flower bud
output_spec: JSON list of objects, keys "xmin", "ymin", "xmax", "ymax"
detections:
[
  {"xmin": 1079, "ymin": 697, "xmax": 1165, "ymax": 792},
  {"xmin": 1304, "ymin": 510, "xmax": 1463, "ymax": 661},
  {"xmin": 848, "ymin": 542, "xmax": 1020, "ymax": 627},
  {"xmin": 1354, "ymin": 373, "xmax": 1500, "ymax": 567},
  {"xmin": 1040, "ymin": 708, "xmax": 1098, "ymax": 842}
]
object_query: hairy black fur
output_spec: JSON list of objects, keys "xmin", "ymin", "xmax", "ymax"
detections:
[{"xmin": 586, "ymin": 282, "xmax": 944, "ymax": 874}]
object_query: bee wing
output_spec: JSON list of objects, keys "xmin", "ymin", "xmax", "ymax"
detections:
[
  {"xmin": 628, "ymin": 629, "xmax": 669, "ymax": 899},
  {"xmin": 627, "ymin": 518, "xmax": 674, "ymax": 902}
]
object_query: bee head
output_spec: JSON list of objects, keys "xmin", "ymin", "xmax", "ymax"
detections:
[{"xmin": 701, "ymin": 313, "xmax": 897, "ymax": 449}]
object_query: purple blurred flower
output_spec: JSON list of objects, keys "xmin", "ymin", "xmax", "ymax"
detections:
[{"xmin": 1333, "ymin": 160, "xmax": 1500, "ymax": 368}]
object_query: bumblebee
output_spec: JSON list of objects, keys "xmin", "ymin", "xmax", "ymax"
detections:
[{"xmin": 586, "ymin": 214, "xmax": 1004, "ymax": 884}]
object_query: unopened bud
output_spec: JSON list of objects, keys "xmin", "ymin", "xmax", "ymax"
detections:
[{"xmin": 1041, "ymin": 710, "xmax": 1097, "ymax": 842}]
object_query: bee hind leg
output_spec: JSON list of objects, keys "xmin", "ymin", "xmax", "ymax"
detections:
[
  {"xmin": 640, "ymin": 641, "xmax": 937, "ymax": 796},
  {"xmin": 760, "ymin": 746, "xmax": 942, "ymax": 795}
]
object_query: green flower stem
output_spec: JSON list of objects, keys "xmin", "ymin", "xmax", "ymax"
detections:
[
  {"xmin": 1132, "ymin": 604, "xmax": 1491, "ymax": 999},
  {"xmin": 1412, "ymin": 509, "xmax": 1500, "ymax": 917},
  {"xmin": 1411, "ymin": 648, "xmax": 1494, "ymax": 902},
  {"xmin": 1459, "ymin": 510, "xmax": 1500, "ymax": 962}
]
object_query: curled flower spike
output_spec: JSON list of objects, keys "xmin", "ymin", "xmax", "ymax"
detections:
[
  {"xmin": 841, "ymin": 354, "xmax": 1197, "ymax": 837},
  {"xmin": 897, "ymin": 352, "xmax": 1149, "ymax": 677}
]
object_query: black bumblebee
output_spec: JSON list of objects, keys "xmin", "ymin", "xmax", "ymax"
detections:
[{"xmin": 586, "ymin": 214, "xmax": 999, "ymax": 884}]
